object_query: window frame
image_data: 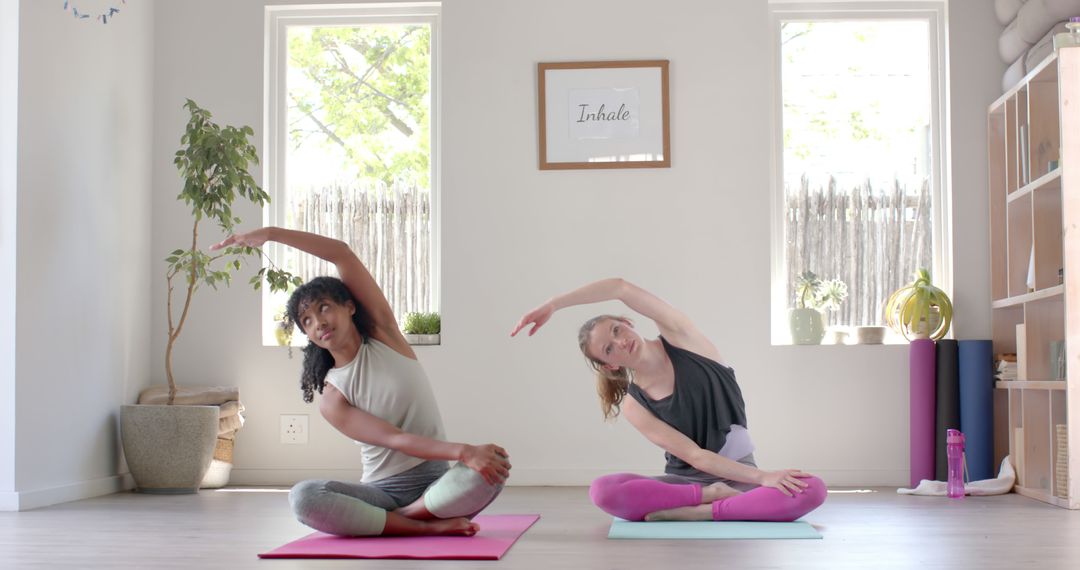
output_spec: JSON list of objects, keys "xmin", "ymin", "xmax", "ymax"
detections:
[
  {"xmin": 767, "ymin": 1, "xmax": 952, "ymax": 344},
  {"xmin": 263, "ymin": 3, "xmax": 442, "ymax": 345}
]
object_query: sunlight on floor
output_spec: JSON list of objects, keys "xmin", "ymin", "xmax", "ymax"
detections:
[{"xmin": 214, "ymin": 488, "xmax": 290, "ymax": 493}]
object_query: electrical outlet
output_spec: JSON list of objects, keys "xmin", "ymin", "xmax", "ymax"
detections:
[{"xmin": 280, "ymin": 414, "xmax": 309, "ymax": 444}]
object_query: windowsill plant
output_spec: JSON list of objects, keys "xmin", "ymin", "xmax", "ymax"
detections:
[
  {"xmin": 403, "ymin": 311, "xmax": 440, "ymax": 345},
  {"xmin": 790, "ymin": 271, "xmax": 848, "ymax": 345},
  {"xmin": 884, "ymin": 268, "xmax": 953, "ymax": 341}
]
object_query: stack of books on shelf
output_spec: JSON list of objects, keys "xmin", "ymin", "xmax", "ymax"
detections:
[
  {"xmin": 1056, "ymin": 424, "xmax": 1069, "ymax": 499},
  {"xmin": 996, "ymin": 353, "xmax": 1018, "ymax": 381}
]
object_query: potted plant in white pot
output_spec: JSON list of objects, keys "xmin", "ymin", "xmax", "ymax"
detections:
[
  {"xmin": 789, "ymin": 271, "xmax": 847, "ymax": 345},
  {"xmin": 403, "ymin": 311, "xmax": 440, "ymax": 345},
  {"xmin": 884, "ymin": 268, "xmax": 953, "ymax": 341},
  {"xmin": 120, "ymin": 100, "xmax": 301, "ymax": 493}
]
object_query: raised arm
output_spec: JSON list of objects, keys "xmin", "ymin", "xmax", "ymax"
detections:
[
  {"xmin": 320, "ymin": 385, "xmax": 511, "ymax": 485},
  {"xmin": 212, "ymin": 227, "xmax": 400, "ymax": 338},
  {"xmin": 622, "ymin": 398, "xmax": 809, "ymax": 496},
  {"xmin": 511, "ymin": 278, "xmax": 716, "ymax": 358}
]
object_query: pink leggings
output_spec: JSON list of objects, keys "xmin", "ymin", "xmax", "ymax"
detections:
[{"xmin": 589, "ymin": 473, "xmax": 827, "ymax": 522}]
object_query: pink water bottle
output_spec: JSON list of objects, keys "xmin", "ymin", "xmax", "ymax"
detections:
[{"xmin": 946, "ymin": 429, "xmax": 965, "ymax": 499}]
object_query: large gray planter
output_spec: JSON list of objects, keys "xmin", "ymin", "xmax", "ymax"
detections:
[{"xmin": 120, "ymin": 404, "xmax": 219, "ymax": 494}]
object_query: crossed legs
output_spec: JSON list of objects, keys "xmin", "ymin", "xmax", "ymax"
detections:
[{"xmin": 589, "ymin": 472, "xmax": 827, "ymax": 522}]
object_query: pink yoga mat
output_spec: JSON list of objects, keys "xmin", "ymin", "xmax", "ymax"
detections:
[
  {"xmin": 910, "ymin": 339, "xmax": 936, "ymax": 487},
  {"xmin": 258, "ymin": 514, "xmax": 539, "ymax": 560}
]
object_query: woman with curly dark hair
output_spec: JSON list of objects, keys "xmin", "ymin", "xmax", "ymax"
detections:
[{"xmin": 213, "ymin": 228, "xmax": 509, "ymax": 537}]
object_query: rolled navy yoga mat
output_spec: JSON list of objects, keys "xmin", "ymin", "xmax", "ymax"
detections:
[
  {"xmin": 959, "ymin": 340, "xmax": 994, "ymax": 481},
  {"xmin": 910, "ymin": 339, "xmax": 936, "ymax": 487},
  {"xmin": 935, "ymin": 339, "xmax": 961, "ymax": 481}
]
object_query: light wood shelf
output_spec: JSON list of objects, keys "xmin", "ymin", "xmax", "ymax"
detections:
[
  {"xmin": 992, "ymin": 284, "xmax": 1064, "ymax": 308},
  {"xmin": 1006, "ymin": 168, "xmax": 1061, "ymax": 204},
  {"xmin": 989, "ymin": 49, "xmax": 1079, "ymax": 509},
  {"xmin": 996, "ymin": 381, "xmax": 1067, "ymax": 390}
]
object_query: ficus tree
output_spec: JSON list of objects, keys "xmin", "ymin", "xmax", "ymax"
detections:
[{"xmin": 164, "ymin": 99, "xmax": 302, "ymax": 404}]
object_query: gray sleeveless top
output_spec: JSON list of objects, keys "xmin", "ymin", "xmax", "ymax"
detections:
[
  {"xmin": 324, "ymin": 338, "xmax": 446, "ymax": 483},
  {"xmin": 627, "ymin": 336, "xmax": 751, "ymax": 478}
]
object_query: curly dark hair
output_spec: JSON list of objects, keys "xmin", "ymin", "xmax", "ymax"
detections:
[{"xmin": 285, "ymin": 276, "xmax": 375, "ymax": 403}]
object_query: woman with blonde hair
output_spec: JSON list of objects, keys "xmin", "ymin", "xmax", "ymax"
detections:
[{"xmin": 511, "ymin": 278, "xmax": 825, "ymax": 522}]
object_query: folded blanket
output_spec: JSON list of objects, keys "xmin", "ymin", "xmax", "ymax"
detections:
[
  {"xmin": 219, "ymin": 400, "xmax": 245, "ymax": 419},
  {"xmin": 898, "ymin": 457, "xmax": 1016, "ymax": 496},
  {"xmin": 218, "ymin": 413, "xmax": 244, "ymax": 436},
  {"xmin": 1003, "ymin": 53, "xmax": 1027, "ymax": 92},
  {"xmin": 1025, "ymin": 21, "xmax": 1071, "ymax": 73},
  {"xmin": 996, "ymin": 0, "xmax": 1029, "ymax": 26},
  {"xmin": 137, "ymin": 385, "xmax": 239, "ymax": 406}
]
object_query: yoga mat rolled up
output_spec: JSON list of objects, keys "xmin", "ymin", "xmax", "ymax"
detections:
[
  {"xmin": 910, "ymin": 339, "xmax": 936, "ymax": 487},
  {"xmin": 935, "ymin": 340, "xmax": 961, "ymax": 481},
  {"xmin": 959, "ymin": 340, "xmax": 994, "ymax": 481}
]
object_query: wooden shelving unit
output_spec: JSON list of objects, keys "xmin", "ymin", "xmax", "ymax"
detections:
[{"xmin": 989, "ymin": 48, "xmax": 1080, "ymax": 509}]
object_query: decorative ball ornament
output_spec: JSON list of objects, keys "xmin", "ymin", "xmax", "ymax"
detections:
[{"xmin": 63, "ymin": 0, "xmax": 126, "ymax": 24}]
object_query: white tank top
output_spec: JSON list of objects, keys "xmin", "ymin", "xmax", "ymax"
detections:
[{"xmin": 324, "ymin": 338, "xmax": 446, "ymax": 482}]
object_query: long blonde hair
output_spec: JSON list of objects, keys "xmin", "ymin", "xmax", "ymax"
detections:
[{"xmin": 578, "ymin": 315, "xmax": 634, "ymax": 420}]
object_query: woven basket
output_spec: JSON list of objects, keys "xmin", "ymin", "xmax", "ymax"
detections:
[{"xmin": 213, "ymin": 437, "xmax": 235, "ymax": 463}]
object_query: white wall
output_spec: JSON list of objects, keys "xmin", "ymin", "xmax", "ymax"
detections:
[
  {"xmin": 150, "ymin": 0, "xmax": 1002, "ymax": 487},
  {"xmin": 7, "ymin": 0, "xmax": 154, "ymax": 510},
  {"xmin": 1, "ymin": 0, "xmax": 20, "ymax": 509},
  {"xmin": 948, "ymin": 0, "xmax": 1001, "ymax": 339}
]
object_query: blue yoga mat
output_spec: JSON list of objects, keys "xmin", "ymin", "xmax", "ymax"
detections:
[
  {"xmin": 959, "ymin": 340, "xmax": 994, "ymax": 481},
  {"xmin": 608, "ymin": 519, "xmax": 822, "ymax": 540}
]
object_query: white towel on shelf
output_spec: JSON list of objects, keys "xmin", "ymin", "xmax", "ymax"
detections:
[
  {"xmin": 1000, "ymin": 17, "xmax": 1033, "ymax": 64},
  {"xmin": 1025, "ymin": 21, "xmax": 1071, "ymax": 73},
  {"xmin": 997, "ymin": 0, "xmax": 1029, "ymax": 26},
  {"xmin": 1004, "ymin": 53, "xmax": 1028, "ymax": 92},
  {"xmin": 1018, "ymin": 0, "xmax": 1080, "ymax": 44},
  {"xmin": 897, "ymin": 457, "xmax": 1016, "ymax": 496}
]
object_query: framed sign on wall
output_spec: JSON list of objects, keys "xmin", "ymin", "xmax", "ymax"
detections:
[{"xmin": 537, "ymin": 60, "xmax": 670, "ymax": 170}]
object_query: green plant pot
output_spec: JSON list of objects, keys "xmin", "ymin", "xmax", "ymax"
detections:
[
  {"xmin": 789, "ymin": 308, "xmax": 825, "ymax": 345},
  {"xmin": 405, "ymin": 333, "xmax": 440, "ymax": 346}
]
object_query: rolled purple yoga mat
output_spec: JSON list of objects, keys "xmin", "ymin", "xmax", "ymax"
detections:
[{"xmin": 910, "ymin": 339, "xmax": 936, "ymax": 487}]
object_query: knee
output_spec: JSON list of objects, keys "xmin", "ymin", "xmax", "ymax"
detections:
[
  {"xmin": 588, "ymin": 475, "xmax": 621, "ymax": 512},
  {"xmin": 426, "ymin": 465, "xmax": 504, "ymax": 519},
  {"xmin": 799, "ymin": 476, "xmax": 828, "ymax": 509},
  {"xmin": 289, "ymin": 479, "xmax": 328, "ymax": 519}
]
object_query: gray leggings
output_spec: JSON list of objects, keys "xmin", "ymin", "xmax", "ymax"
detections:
[{"xmin": 289, "ymin": 460, "xmax": 504, "ymax": 536}]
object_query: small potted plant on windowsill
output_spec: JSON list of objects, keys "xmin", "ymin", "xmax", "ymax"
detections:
[
  {"xmin": 790, "ymin": 271, "xmax": 848, "ymax": 345},
  {"xmin": 403, "ymin": 311, "xmax": 440, "ymax": 345},
  {"xmin": 884, "ymin": 268, "xmax": 953, "ymax": 341}
]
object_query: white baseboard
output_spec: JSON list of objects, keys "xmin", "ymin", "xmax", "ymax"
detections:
[
  {"xmin": 229, "ymin": 467, "xmax": 908, "ymax": 488},
  {"xmin": 229, "ymin": 468, "xmax": 363, "ymax": 486},
  {"xmin": 0, "ymin": 474, "xmax": 134, "ymax": 511}
]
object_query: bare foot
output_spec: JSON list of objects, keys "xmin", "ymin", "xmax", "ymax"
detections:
[
  {"xmin": 427, "ymin": 517, "xmax": 480, "ymax": 536},
  {"xmin": 700, "ymin": 481, "xmax": 741, "ymax": 503},
  {"xmin": 382, "ymin": 513, "xmax": 480, "ymax": 536},
  {"xmin": 644, "ymin": 504, "xmax": 713, "ymax": 522}
]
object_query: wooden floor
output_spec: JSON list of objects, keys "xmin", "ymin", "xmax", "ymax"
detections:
[{"xmin": 2, "ymin": 486, "xmax": 1079, "ymax": 569}]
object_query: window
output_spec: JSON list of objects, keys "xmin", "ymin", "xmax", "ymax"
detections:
[
  {"xmin": 769, "ymin": 2, "xmax": 951, "ymax": 344},
  {"xmin": 264, "ymin": 4, "xmax": 440, "ymax": 344}
]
